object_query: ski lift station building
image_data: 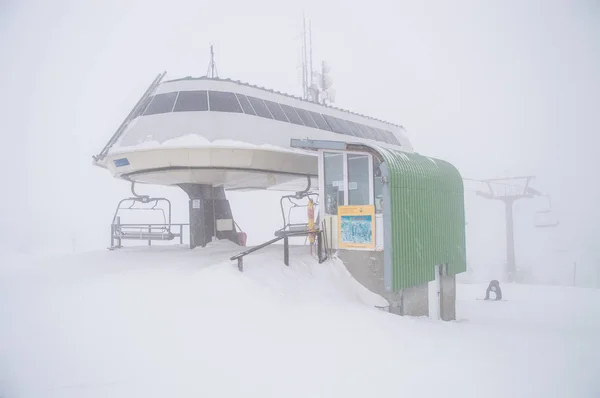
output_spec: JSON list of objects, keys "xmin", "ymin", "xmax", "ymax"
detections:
[{"xmin": 94, "ymin": 73, "xmax": 466, "ymax": 319}]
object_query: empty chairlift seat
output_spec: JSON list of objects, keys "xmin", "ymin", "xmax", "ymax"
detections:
[{"xmin": 110, "ymin": 182, "xmax": 184, "ymax": 249}]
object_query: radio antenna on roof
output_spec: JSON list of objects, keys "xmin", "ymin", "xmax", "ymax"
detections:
[
  {"xmin": 206, "ymin": 44, "xmax": 219, "ymax": 78},
  {"xmin": 300, "ymin": 14, "xmax": 334, "ymax": 105}
]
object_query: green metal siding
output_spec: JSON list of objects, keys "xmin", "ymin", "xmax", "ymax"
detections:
[{"xmin": 376, "ymin": 148, "xmax": 466, "ymax": 291}]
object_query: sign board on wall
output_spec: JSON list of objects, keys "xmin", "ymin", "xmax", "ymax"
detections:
[
  {"xmin": 192, "ymin": 199, "xmax": 201, "ymax": 209},
  {"xmin": 337, "ymin": 205, "xmax": 375, "ymax": 249}
]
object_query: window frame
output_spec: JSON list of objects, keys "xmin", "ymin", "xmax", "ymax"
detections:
[
  {"xmin": 247, "ymin": 96, "xmax": 274, "ymax": 119},
  {"xmin": 346, "ymin": 152, "xmax": 373, "ymax": 206},
  {"xmin": 366, "ymin": 125, "xmax": 385, "ymax": 142},
  {"xmin": 308, "ymin": 111, "xmax": 332, "ymax": 131},
  {"xmin": 344, "ymin": 120, "xmax": 365, "ymax": 138},
  {"xmin": 172, "ymin": 90, "xmax": 209, "ymax": 112},
  {"xmin": 279, "ymin": 103, "xmax": 305, "ymax": 126},
  {"xmin": 323, "ymin": 114, "xmax": 350, "ymax": 135},
  {"xmin": 356, "ymin": 123, "xmax": 374, "ymax": 140},
  {"xmin": 134, "ymin": 95, "xmax": 154, "ymax": 118},
  {"xmin": 294, "ymin": 107, "xmax": 318, "ymax": 128},
  {"xmin": 263, "ymin": 100, "xmax": 289, "ymax": 122},
  {"xmin": 134, "ymin": 90, "xmax": 401, "ymax": 148},
  {"xmin": 208, "ymin": 90, "xmax": 243, "ymax": 113},
  {"xmin": 318, "ymin": 149, "xmax": 374, "ymax": 216},
  {"xmin": 143, "ymin": 92, "xmax": 179, "ymax": 116},
  {"xmin": 235, "ymin": 93, "xmax": 258, "ymax": 116},
  {"xmin": 387, "ymin": 131, "xmax": 402, "ymax": 146}
]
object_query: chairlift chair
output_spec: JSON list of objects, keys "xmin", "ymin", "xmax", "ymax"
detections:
[
  {"xmin": 534, "ymin": 195, "xmax": 560, "ymax": 228},
  {"xmin": 110, "ymin": 182, "xmax": 180, "ymax": 249},
  {"xmin": 275, "ymin": 193, "xmax": 320, "ymax": 236},
  {"xmin": 274, "ymin": 177, "xmax": 320, "ymax": 238}
]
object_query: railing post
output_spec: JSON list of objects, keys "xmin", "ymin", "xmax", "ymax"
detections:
[
  {"xmin": 284, "ymin": 237, "xmax": 289, "ymax": 266},
  {"xmin": 180, "ymin": 224, "xmax": 183, "ymax": 244},
  {"xmin": 116, "ymin": 216, "xmax": 122, "ymax": 248},
  {"xmin": 110, "ymin": 223, "xmax": 114, "ymax": 249},
  {"xmin": 317, "ymin": 230, "xmax": 324, "ymax": 263},
  {"xmin": 237, "ymin": 257, "xmax": 243, "ymax": 272},
  {"xmin": 148, "ymin": 225, "xmax": 152, "ymax": 246}
]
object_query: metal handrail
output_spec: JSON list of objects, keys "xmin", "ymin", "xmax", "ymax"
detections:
[
  {"xmin": 113, "ymin": 223, "xmax": 189, "ymax": 227},
  {"xmin": 230, "ymin": 229, "xmax": 325, "ymax": 272},
  {"xmin": 230, "ymin": 236, "xmax": 286, "ymax": 261}
]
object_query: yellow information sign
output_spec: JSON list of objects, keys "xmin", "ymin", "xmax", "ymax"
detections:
[{"xmin": 337, "ymin": 205, "xmax": 375, "ymax": 249}]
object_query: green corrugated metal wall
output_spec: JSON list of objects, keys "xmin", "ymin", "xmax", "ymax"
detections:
[{"xmin": 376, "ymin": 148, "xmax": 466, "ymax": 291}]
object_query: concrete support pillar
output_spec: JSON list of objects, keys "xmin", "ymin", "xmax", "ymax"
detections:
[{"xmin": 179, "ymin": 184, "xmax": 239, "ymax": 249}]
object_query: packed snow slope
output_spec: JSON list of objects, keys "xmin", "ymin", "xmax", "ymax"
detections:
[{"xmin": 1, "ymin": 242, "xmax": 599, "ymax": 398}]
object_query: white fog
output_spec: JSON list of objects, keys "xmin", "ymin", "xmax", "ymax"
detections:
[{"xmin": 1, "ymin": 0, "xmax": 599, "ymax": 396}]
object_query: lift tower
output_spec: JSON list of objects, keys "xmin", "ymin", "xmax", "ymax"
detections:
[{"xmin": 476, "ymin": 176, "xmax": 541, "ymax": 282}]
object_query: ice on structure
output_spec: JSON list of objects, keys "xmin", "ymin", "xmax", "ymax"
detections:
[{"xmin": 109, "ymin": 134, "xmax": 315, "ymax": 156}]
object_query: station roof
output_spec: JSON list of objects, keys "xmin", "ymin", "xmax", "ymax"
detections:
[{"xmin": 162, "ymin": 76, "xmax": 406, "ymax": 131}]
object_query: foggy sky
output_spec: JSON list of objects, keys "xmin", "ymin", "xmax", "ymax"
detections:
[{"xmin": 1, "ymin": 0, "xmax": 598, "ymax": 282}]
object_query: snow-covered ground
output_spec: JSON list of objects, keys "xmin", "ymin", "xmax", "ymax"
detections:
[{"xmin": 1, "ymin": 242, "xmax": 599, "ymax": 397}]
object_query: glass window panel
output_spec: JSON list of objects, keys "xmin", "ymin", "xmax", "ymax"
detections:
[
  {"xmin": 143, "ymin": 92, "xmax": 178, "ymax": 115},
  {"xmin": 308, "ymin": 111, "xmax": 332, "ymax": 130},
  {"xmin": 173, "ymin": 90, "xmax": 208, "ymax": 112},
  {"xmin": 376, "ymin": 128, "xmax": 396, "ymax": 144},
  {"xmin": 323, "ymin": 152, "xmax": 344, "ymax": 215},
  {"xmin": 366, "ymin": 125, "xmax": 385, "ymax": 142},
  {"xmin": 322, "ymin": 114, "xmax": 340, "ymax": 132},
  {"xmin": 247, "ymin": 96, "xmax": 273, "ymax": 118},
  {"xmin": 294, "ymin": 108, "xmax": 318, "ymax": 128},
  {"xmin": 208, "ymin": 91, "xmax": 243, "ymax": 113},
  {"xmin": 336, "ymin": 119, "xmax": 355, "ymax": 135},
  {"xmin": 235, "ymin": 94, "xmax": 257, "ymax": 115},
  {"xmin": 345, "ymin": 120, "xmax": 365, "ymax": 138},
  {"xmin": 356, "ymin": 123, "xmax": 374, "ymax": 140},
  {"xmin": 322, "ymin": 114, "xmax": 343, "ymax": 134},
  {"xmin": 323, "ymin": 115, "xmax": 352, "ymax": 135},
  {"xmin": 347, "ymin": 154, "xmax": 370, "ymax": 206},
  {"xmin": 280, "ymin": 104, "xmax": 304, "ymax": 125},
  {"xmin": 133, "ymin": 95, "xmax": 153, "ymax": 118},
  {"xmin": 387, "ymin": 131, "xmax": 402, "ymax": 145},
  {"xmin": 264, "ymin": 100, "xmax": 289, "ymax": 122}
]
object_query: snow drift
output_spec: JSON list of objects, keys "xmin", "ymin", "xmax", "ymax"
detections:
[{"xmin": 0, "ymin": 242, "xmax": 599, "ymax": 397}]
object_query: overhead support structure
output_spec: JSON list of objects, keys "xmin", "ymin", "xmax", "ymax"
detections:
[{"xmin": 475, "ymin": 176, "xmax": 541, "ymax": 283}]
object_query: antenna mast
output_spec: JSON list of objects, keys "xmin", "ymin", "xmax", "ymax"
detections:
[
  {"xmin": 206, "ymin": 44, "xmax": 219, "ymax": 78},
  {"xmin": 301, "ymin": 14, "xmax": 308, "ymax": 100},
  {"xmin": 309, "ymin": 19, "xmax": 314, "ymax": 96},
  {"xmin": 299, "ymin": 15, "xmax": 334, "ymax": 104}
]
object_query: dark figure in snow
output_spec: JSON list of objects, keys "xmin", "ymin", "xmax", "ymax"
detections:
[{"xmin": 484, "ymin": 280, "xmax": 502, "ymax": 300}]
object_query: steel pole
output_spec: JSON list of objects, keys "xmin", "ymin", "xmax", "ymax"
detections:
[{"xmin": 505, "ymin": 199, "xmax": 516, "ymax": 282}]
